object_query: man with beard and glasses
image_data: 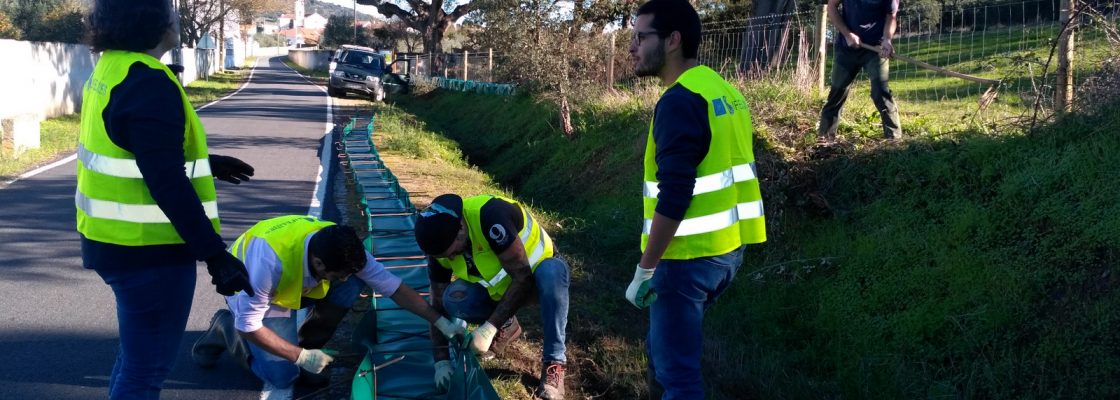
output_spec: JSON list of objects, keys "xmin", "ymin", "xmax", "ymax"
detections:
[{"xmin": 625, "ymin": 1, "xmax": 767, "ymax": 399}]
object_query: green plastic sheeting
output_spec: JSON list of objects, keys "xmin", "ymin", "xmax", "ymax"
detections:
[{"xmin": 338, "ymin": 117, "xmax": 500, "ymax": 400}]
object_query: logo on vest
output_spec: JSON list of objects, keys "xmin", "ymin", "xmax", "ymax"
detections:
[{"xmin": 488, "ymin": 224, "xmax": 508, "ymax": 244}]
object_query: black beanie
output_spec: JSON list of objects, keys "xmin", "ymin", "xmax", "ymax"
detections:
[{"xmin": 415, "ymin": 194, "xmax": 464, "ymax": 255}]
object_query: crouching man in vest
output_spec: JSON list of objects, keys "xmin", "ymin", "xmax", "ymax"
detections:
[
  {"xmin": 414, "ymin": 194, "xmax": 570, "ymax": 400},
  {"xmin": 191, "ymin": 215, "xmax": 465, "ymax": 400}
]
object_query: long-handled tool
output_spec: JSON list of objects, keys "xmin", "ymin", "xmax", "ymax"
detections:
[
  {"xmin": 860, "ymin": 43, "xmax": 1002, "ymax": 109},
  {"xmin": 293, "ymin": 354, "xmax": 407, "ymax": 400}
]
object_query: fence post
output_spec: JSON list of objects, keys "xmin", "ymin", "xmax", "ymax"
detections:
[
  {"xmin": 443, "ymin": 53, "xmax": 449, "ymax": 79},
  {"xmin": 608, "ymin": 32, "xmax": 616, "ymax": 86},
  {"xmin": 488, "ymin": 48, "xmax": 493, "ymax": 82},
  {"xmin": 816, "ymin": 3, "xmax": 828, "ymax": 93},
  {"xmin": 464, "ymin": 50, "xmax": 470, "ymax": 81},
  {"xmin": 1056, "ymin": 0, "xmax": 1076, "ymax": 112}
]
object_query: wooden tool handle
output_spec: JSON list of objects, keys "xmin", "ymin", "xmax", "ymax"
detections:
[{"xmin": 858, "ymin": 43, "xmax": 1001, "ymax": 86}]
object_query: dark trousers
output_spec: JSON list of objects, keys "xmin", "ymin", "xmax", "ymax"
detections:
[
  {"xmin": 819, "ymin": 46, "xmax": 902, "ymax": 139},
  {"xmin": 95, "ymin": 262, "xmax": 197, "ymax": 400}
]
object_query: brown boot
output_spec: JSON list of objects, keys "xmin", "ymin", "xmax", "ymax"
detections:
[
  {"xmin": 486, "ymin": 316, "xmax": 523, "ymax": 358},
  {"xmin": 536, "ymin": 361, "xmax": 566, "ymax": 400}
]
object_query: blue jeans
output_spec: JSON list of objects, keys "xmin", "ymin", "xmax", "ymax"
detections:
[
  {"xmin": 245, "ymin": 277, "xmax": 363, "ymax": 388},
  {"xmin": 648, "ymin": 246, "xmax": 746, "ymax": 400},
  {"xmin": 94, "ymin": 262, "xmax": 197, "ymax": 400},
  {"xmin": 442, "ymin": 257, "xmax": 570, "ymax": 363}
]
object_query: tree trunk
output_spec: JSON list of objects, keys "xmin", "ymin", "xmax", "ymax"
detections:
[
  {"xmin": 558, "ymin": 88, "xmax": 573, "ymax": 138},
  {"xmin": 740, "ymin": 0, "xmax": 795, "ymax": 77}
]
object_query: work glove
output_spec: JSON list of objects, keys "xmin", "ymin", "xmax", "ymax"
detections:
[
  {"xmin": 209, "ymin": 154, "xmax": 254, "ymax": 184},
  {"xmin": 433, "ymin": 360, "xmax": 453, "ymax": 392},
  {"xmin": 205, "ymin": 251, "xmax": 255, "ymax": 296},
  {"xmin": 295, "ymin": 348, "xmax": 336, "ymax": 374},
  {"xmin": 468, "ymin": 322, "xmax": 498, "ymax": 355},
  {"xmin": 625, "ymin": 265, "xmax": 657, "ymax": 309},
  {"xmin": 434, "ymin": 317, "xmax": 467, "ymax": 340}
]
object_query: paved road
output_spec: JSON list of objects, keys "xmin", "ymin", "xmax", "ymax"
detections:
[{"xmin": 0, "ymin": 56, "xmax": 337, "ymax": 399}]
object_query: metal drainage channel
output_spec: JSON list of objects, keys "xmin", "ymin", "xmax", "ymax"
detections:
[{"xmin": 338, "ymin": 116, "xmax": 500, "ymax": 400}]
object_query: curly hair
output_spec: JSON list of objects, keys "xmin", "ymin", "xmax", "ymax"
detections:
[
  {"xmin": 87, "ymin": 0, "xmax": 173, "ymax": 52},
  {"xmin": 309, "ymin": 225, "xmax": 367, "ymax": 274}
]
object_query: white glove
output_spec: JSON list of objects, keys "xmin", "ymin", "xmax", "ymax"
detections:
[
  {"xmin": 469, "ymin": 322, "xmax": 498, "ymax": 354},
  {"xmin": 434, "ymin": 317, "xmax": 466, "ymax": 339},
  {"xmin": 295, "ymin": 348, "xmax": 335, "ymax": 373},
  {"xmin": 433, "ymin": 360, "xmax": 453, "ymax": 392},
  {"xmin": 625, "ymin": 264, "xmax": 657, "ymax": 309}
]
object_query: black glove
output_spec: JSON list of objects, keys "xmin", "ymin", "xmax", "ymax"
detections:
[
  {"xmin": 210, "ymin": 154, "xmax": 254, "ymax": 184},
  {"xmin": 205, "ymin": 251, "xmax": 254, "ymax": 296}
]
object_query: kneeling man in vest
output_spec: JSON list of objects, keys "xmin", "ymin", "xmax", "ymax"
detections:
[
  {"xmin": 191, "ymin": 215, "xmax": 465, "ymax": 400},
  {"xmin": 415, "ymin": 194, "xmax": 570, "ymax": 400}
]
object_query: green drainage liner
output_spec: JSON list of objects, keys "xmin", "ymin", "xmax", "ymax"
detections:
[
  {"xmin": 339, "ymin": 116, "xmax": 500, "ymax": 400},
  {"xmin": 430, "ymin": 78, "xmax": 515, "ymax": 96}
]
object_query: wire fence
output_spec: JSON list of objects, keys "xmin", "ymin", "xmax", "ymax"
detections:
[{"xmin": 399, "ymin": 0, "xmax": 1117, "ymax": 116}]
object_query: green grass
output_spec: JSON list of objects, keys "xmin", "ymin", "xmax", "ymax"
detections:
[
  {"xmin": 183, "ymin": 69, "xmax": 249, "ymax": 106},
  {"xmin": 0, "ymin": 114, "xmax": 81, "ymax": 182},
  {"xmin": 387, "ymin": 80, "xmax": 1120, "ymax": 399},
  {"xmin": 0, "ymin": 67, "xmax": 251, "ymax": 183},
  {"xmin": 283, "ymin": 59, "xmax": 330, "ymax": 79}
]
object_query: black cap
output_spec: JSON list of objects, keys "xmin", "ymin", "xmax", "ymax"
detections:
[{"xmin": 415, "ymin": 194, "xmax": 464, "ymax": 255}]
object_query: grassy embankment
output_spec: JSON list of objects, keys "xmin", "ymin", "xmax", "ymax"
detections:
[
  {"xmin": 353, "ymin": 23, "xmax": 1120, "ymax": 399},
  {"xmin": 0, "ymin": 67, "xmax": 251, "ymax": 182},
  {"xmin": 363, "ymin": 67, "xmax": 1119, "ymax": 399}
]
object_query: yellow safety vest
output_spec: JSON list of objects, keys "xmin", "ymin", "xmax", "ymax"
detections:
[
  {"xmin": 642, "ymin": 65, "xmax": 767, "ymax": 260},
  {"xmin": 435, "ymin": 195, "xmax": 555, "ymax": 300},
  {"xmin": 229, "ymin": 215, "xmax": 336, "ymax": 309},
  {"xmin": 76, "ymin": 50, "xmax": 218, "ymax": 246}
]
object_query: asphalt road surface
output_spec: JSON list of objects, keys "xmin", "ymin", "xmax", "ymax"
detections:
[{"xmin": 0, "ymin": 55, "xmax": 339, "ymax": 399}]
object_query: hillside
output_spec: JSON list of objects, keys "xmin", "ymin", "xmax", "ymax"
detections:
[{"xmin": 379, "ymin": 83, "xmax": 1120, "ymax": 399}]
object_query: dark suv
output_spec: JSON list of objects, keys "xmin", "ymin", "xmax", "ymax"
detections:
[{"xmin": 327, "ymin": 45, "xmax": 411, "ymax": 101}]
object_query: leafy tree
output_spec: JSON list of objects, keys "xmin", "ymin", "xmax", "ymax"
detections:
[
  {"xmin": 355, "ymin": 0, "xmax": 479, "ymax": 69},
  {"xmin": 0, "ymin": 0, "xmax": 84, "ymax": 43},
  {"xmin": 0, "ymin": 9, "xmax": 22, "ymax": 40},
  {"xmin": 320, "ymin": 14, "xmax": 354, "ymax": 48}
]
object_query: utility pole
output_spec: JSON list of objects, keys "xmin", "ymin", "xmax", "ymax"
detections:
[{"xmin": 353, "ymin": 0, "xmax": 358, "ymax": 44}]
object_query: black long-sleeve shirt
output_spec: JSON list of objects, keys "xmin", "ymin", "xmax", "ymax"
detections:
[
  {"xmin": 650, "ymin": 83, "xmax": 712, "ymax": 221},
  {"xmin": 81, "ymin": 62, "xmax": 226, "ymax": 269}
]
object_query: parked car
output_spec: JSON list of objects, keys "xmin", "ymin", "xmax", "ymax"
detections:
[{"xmin": 327, "ymin": 45, "xmax": 411, "ymax": 101}]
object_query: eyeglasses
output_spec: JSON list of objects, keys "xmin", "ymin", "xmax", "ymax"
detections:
[
  {"xmin": 632, "ymin": 30, "xmax": 665, "ymax": 46},
  {"xmin": 420, "ymin": 202, "xmax": 460, "ymax": 219}
]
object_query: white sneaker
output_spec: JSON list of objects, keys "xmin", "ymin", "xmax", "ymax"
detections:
[{"xmin": 259, "ymin": 383, "xmax": 293, "ymax": 400}]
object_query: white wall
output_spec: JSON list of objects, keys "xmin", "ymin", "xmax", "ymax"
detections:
[
  {"xmin": 288, "ymin": 48, "xmax": 333, "ymax": 71},
  {"xmin": 0, "ymin": 39, "xmax": 228, "ymax": 120},
  {"xmin": 0, "ymin": 39, "xmax": 98, "ymax": 119}
]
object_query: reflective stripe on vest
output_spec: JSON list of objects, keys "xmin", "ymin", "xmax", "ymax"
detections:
[
  {"xmin": 643, "ymin": 162, "xmax": 758, "ymax": 198},
  {"xmin": 75, "ymin": 50, "xmax": 218, "ymax": 246},
  {"xmin": 229, "ymin": 215, "xmax": 335, "ymax": 309},
  {"xmin": 641, "ymin": 65, "xmax": 766, "ymax": 260},
  {"xmin": 78, "ymin": 143, "xmax": 212, "ymax": 179},
  {"xmin": 435, "ymin": 195, "xmax": 555, "ymax": 300},
  {"xmin": 76, "ymin": 191, "xmax": 219, "ymax": 223},
  {"xmin": 479, "ymin": 211, "xmax": 550, "ymax": 289}
]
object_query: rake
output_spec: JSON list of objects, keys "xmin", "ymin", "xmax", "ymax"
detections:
[{"xmin": 860, "ymin": 43, "xmax": 1002, "ymax": 110}]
